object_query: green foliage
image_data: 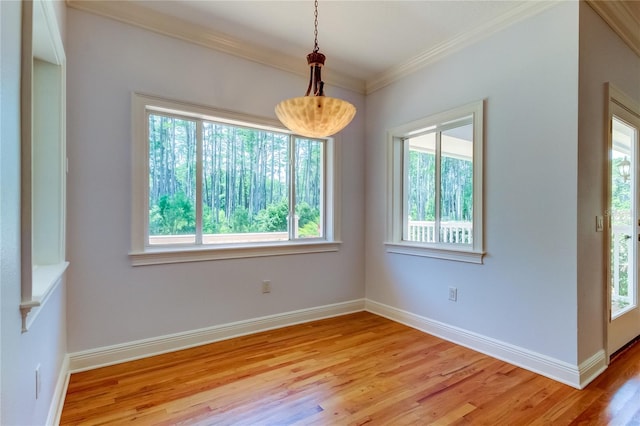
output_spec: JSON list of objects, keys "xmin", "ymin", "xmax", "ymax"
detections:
[
  {"xmin": 611, "ymin": 157, "xmax": 632, "ymax": 299},
  {"xmin": 298, "ymin": 221, "xmax": 320, "ymax": 238},
  {"xmin": 296, "ymin": 202, "xmax": 320, "ymax": 228},
  {"xmin": 202, "ymin": 205, "xmax": 218, "ymax": 234},
  {"xmin": 255, "ymin": 200, "xmax": 289, "ymax": 232},
  {"xmin": 149, "ymin": 193, "xmax": 195, "ymax": 235},
  {"xmin": 295, "ymin": 202, "xmax": 320, "ymax": 237},
  {"xmin": 231, "ymin": 206, "xmax": 250, "ymax": 233}
]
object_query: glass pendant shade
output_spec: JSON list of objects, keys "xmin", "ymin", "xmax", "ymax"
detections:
[
  {"xmin": 275, "ymin": 0, "xmax": 356, "ymax": 139},
  {"xmin": 275, "ymin": 95, "xmax": 356, "ymax": 139}
]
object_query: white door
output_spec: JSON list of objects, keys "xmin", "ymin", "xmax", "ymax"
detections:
[{"xmin": 608, "ymin": 96, "xmax": 640, "ymax": 356}]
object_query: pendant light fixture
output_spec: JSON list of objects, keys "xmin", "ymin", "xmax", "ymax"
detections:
[{"xmin": 275, "ymin": 0, "xmax": 356, "ymax": 138}]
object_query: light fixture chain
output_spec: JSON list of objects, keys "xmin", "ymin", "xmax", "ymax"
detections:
[{"xmin": 313, "ymin": 0, "xmax": 319, "ymax": 52}]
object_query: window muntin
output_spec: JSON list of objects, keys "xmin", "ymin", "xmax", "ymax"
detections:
[
  {"xmin": 131, "ymin": 94, "xmax": 338, "ymax": 264},
  {"xmin": 387, "ymin": 101, "xmax": 484, "ymax": 263}
]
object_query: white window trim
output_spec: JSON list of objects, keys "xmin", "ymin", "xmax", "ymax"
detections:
[
  {"xmin": 130, "ymin": 93, "xmax": 341, "ymax": 266},
  {"xmin": 385, "ymin": 100, "xmax": 485, "ymax": 264},
  {"xmin": 20, "ymin": 0, "xmax": 68, "ymax": 332}
]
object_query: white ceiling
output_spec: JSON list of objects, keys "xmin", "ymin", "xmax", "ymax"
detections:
[
  {"xmin": 68, "ymin": 0, "xmax": 640, "ymax": 93},
  {"xmin": 135, "ymin": 0, "xmax": 534, "ymax": 83}
]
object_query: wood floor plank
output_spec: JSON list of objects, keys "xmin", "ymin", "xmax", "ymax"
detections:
[{"xmin": 61, "ymin": 312, "xmax": 640, "ymax": 425}]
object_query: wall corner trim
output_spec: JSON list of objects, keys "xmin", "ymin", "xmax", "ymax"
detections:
[
  {"xmin": 578, "ymin": 350, "xmax": 607, "ymax": 389},
  {"xmin": 365, "ymin": 299, "xmax": 589, "ymax": 389},
  {"xmin": 68, "ymin": 299, "xmax": 366, "ymax": 373},
  {"xmin": 586, "ymin": 0, "xmax": 640, "ymax": 58}
]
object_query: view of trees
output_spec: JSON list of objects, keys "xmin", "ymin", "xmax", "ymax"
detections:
[
  {"xmin": 148, "ymin": 114, "xmax": 323, "ymax": 242},
  {"xmin": 407, "ymin": 146, "xmax": 473, "ymax": 222},
  {"xmin": 611, "ymin": 155, "xmax": 633, "ymax": 303}
]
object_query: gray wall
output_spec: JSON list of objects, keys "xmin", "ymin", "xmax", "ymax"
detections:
[
  {"xmin": 1, "ymin": 1, "xmax": 68, "ymax": 425},
  {"xmin": 577, "ymin": 3, "xmax": 640, "ymax": 362},
  {"xmin": 65, "ymin": 8, "xmax": 366, "ymax": 353},
  {"xmin": 364, "ymin": 2, "xmax": 581, "ymax": 364}
]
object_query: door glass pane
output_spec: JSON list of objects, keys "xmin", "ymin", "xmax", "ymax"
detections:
[
  {"xmin": 148, "ymin": 114, "xmax": 197, "ymax": 245},
  {"xmin": 440, "ymin": 123, "xmax": 473, "ymax": 245},
  {"xmin": 406, "ymin": 132, "xmax": 436, "ymax": 242},
  {"xmin": 294, "ymin": 138, "xmax": 324, "ymax": 239},
  {"xmin": 611, "ymin": 116, "xmax": 637, "ymax": 318}
]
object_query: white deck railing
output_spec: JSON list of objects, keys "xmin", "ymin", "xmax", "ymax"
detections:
[
  {"xmin": 149, "ymin": 232, "xmax": 289, "ymax": 245},
  {"xmin": 407, "ymin": 221, "xmax": 472, "ymax": 244},
  {"xmin": 149, "ymin": 217, "xmax": 303, "ymax": 245}
]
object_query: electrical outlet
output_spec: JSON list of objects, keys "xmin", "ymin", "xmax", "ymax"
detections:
[
  {"xmin": 448, "ymin": 287, "xmax": 458, "ymax": 302},
  {"xmin": 262, "ymin": 280, "xmax": 271, "ymax": 294},
  {"xmin": 35, "ymin": 364, "xmax": 41, "ymax": 399}
]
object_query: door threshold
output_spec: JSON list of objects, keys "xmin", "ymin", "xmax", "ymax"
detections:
[{"xmin": 611, "ymin": 334, "xmax": 640, "ymax": 362}]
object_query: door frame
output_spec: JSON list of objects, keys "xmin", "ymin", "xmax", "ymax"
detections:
[{"xmin": 605, "ymin": 82, "xmax": 640, "ymax": 362}]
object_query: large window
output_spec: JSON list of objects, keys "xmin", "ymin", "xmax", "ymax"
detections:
[
  {"xmin": 387, "ymin": 101, "xmax": 484, "ymax": 263},
  {"xmin": 131, "ymin": 94, "xmax": 339, "ymax": 265}
]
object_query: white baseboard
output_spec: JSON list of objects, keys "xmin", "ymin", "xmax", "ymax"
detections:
[
  {"xmin": 66, "ymin": 297, "xmax": 607, "ymax": 392},
  {"xmin": 365, "ymin": 299, "xmax": 599, "ymax": 389},
  {"xmin": 47, "ymin": 354, "xmax": 70, "ymax": 426},
  {"xmin": 68, "ymin": 299, "xmax": 366, "ymax": 373}
]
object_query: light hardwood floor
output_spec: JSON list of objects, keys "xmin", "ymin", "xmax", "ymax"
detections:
[{"xmin": 61, "ymin": 312, "xmax": 640, "ymax": 425}]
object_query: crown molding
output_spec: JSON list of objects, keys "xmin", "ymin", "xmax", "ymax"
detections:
[
  {"xmin": 365, "ymin": 1, "xmax": 558, "ymax": 94},
  {"xmin": 586, "ymin": 0, "xmax": 640, "ymax": 58},
  {"xmin": 65, "ymin": 0, "xmax": 366, "ymax": 95},
  {"xmin": 66, "ymin": 1, "xmax": 581, "ymax": 96}
]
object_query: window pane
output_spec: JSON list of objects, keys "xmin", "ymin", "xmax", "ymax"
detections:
[
  {"xmin": 295, "ymin": 138, "xmax": 324, "ymax": 239},
  {"xmin": 201, "ymin": 123, "xmax": 290, "ymax": 244},
  {"xmin": 148, "ymin": 114, "xmax": 197, "ymax": 245},
  {"xmin": 440, "ymin": 123, "xmax": 473, "ymax": 245},
  {"xmin": 406, "ymin": 132, "xmax": 436, "ymax": 242}
]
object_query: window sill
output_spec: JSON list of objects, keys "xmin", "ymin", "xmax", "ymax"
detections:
[
  {"xmin": 385, "ymin": 242, "xmax": 484, "ymax": 264},
  {"xmin": 20, "ymin": 261, "xmax": 69, "ymax": 332},
  {"xmin": 130, "ymin": 241, "xmax": 342, "ymax": 266}
]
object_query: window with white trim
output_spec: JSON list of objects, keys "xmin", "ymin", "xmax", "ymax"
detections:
[
  {"xmin": 20, "ymin": 0, "xmax": 68, "ymax": 332},
  {"xmin": 130, "ymin": 94, "xmax": 340, "ymax": 265},
  {"xmin": 386, "ymin": 100, "xmax": 485, "ymax": 263}
]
